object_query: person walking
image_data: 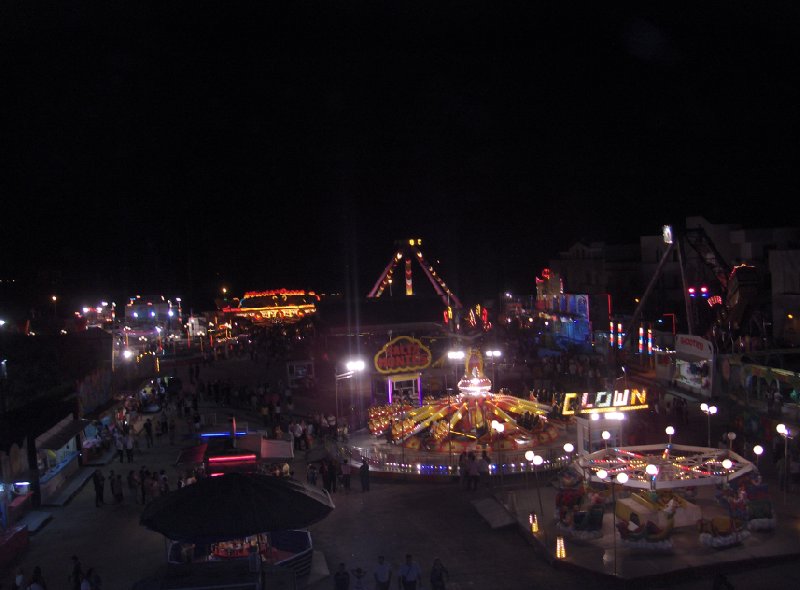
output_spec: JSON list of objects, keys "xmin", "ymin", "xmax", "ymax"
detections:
[
  {"xmin": 124, "ymin": 431, "xmax": 135, "ymax": 463},
  {"xmin": 92, "ymin": 470, "xmax": 105, "ymax": 507},
  {"xmin": 429, "ymin": 557, "xmax": 449, "ymax": 590},
  {"xmin": 143, "ymin": 418, "xmax": 154, "ymax": 448},
  {"xmin": 27, "ymin": 566, "xmax": 47, "ymax": 590},
  {"xmin": 340, "ymin": 459, "xmax": 351, "ymax": 493},
  {"xmin": 333, "ymin": 562, "xmax": 350, "ymax": 590},
  {"xmin": 114, "ymin": 431, "xmax": 125, "ymax": 463},
  {"xmin": 397, "ymin": 554, "xmax": 422, "ymax": 590},
  {"xmin": 359, "ymin": 458, "xmax": 370, "ymax": 492},
  {"xmin": 68, "ymin": 555, "xmax": 83, "ymax": 590},
  {"xmin": 350, "ymin": 567, "xmax": 367, "ymax": 590},
  {"xmin": 374, "ymin": 555, "xmax": 392, "ymax": 590},
  {"xmin": 168, "ymin": 416, "xmax": 177, "ymax": 446}
]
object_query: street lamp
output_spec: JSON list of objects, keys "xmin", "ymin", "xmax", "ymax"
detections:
[
  {"xmin": 727, "ymin": 431, "xmax": 737, "ymax": 451},
  {"xmin": 602, "ymin": 430, "xmax": 611, "ymax": 452},
  {"xmin": 563, "ymin": 442, "xmax": 574, "ymax": 466},
  {"xmin": 335, "ymin": 359, "xmax": 366, "ymax": 431},
  {"xmin": 753, "ymin": 444, "xmax": 764, "ymax": 467},
  {"xmin": 700, "ymin": 403, "xmax": 717, "ymax": 447},
  {"xmin": 51, "ymin": 295, "xmax": 58, "ymax": 318},
  {"xmin": 530, "ymin": 452, "xmax": 546, "ymax": 546},
  {"xmin": 598, "ymin": 470, "xmax": 628, "ymax": 576},
  {"xmin": 492, "ymin": 420, "xmax": 505, "ymax": 488},
  {"xmin": 776, "ymin": 423, "xmax": 792, "ymax": 503},
  {"xmin": 665, "ymin": 425, "xmax": 675, "ymax": 445}
]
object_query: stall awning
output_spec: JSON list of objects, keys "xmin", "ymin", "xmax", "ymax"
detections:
[
  {"xmin": 175, "ymin": 443, "xmax": 208, "ymax": 466},
  {"xmin": 388, "ymin": 372, "xmax": 421, "ymax": 383},
  {"xmin": 38, "ymin": 419, "xmax": 91, "ymax": 451}
]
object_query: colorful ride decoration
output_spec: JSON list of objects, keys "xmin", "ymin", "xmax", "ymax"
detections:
[
  {"xmin": 714, "ymin": 471, "xmax": 775, "ymax": 531},
  {"xmin": 616, "ymin": 499, "xmax": 677, "ymax": 551},
  {"xmin": 578, "ymin": 444, "xmax": 756, "ymax": 491},
  {"xmin": 553, "ymin": 470, "xmax": 606, "ymax": 540},
  {"xmin": 367, "ymin": 349, "xmax": 561, "ymax": 452},
  {"xmin": 696, "ymin": 516, "xmax": 750, "ymax": 548}
]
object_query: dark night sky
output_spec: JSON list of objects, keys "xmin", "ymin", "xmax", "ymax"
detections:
[{"xmin": 2, "ymin": 2, "xmax": 800, "ymax": 313}]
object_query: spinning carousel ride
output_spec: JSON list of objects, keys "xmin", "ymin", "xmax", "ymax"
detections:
[
  {"xmin": 577, "ymin": 444, "xmax": 755, "ymax": 490},
  {"xmin": 367, "ymin": 349, "xmax": 564, "ymax": 452}
]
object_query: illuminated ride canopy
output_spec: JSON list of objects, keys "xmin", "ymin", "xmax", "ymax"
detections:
[
  {"xmin": 368, "ymin": 349, "xmax": 562, "ymax": 452},
  {"xmin": 577, "ymin": 444, "xmax": 755, "ymax": 490},
  {"xmin": 223, "ymin": 289, "xmax": 319, "ymax": 324}
]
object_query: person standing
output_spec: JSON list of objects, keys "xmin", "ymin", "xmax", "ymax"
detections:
[
  {"xmin": 114, "ymin": 431, "xmax": 125, "ymax": 463},
  {"xmin": 124, "ymin": 431, "xmax": 135, "ymax": 463},
  {"xmin": 340, "ymin": 459, "xmax": 351, "ymax": 493},
  {"xmin": 28, "ymin": 566, "xmax": 47, "ymax": 590},
  {"xmin": 92, "ymin": 470, "xmax": 105, "ymax": 507},
  {"xmin": 397, "ymin": 554, "xmax": 422, "ymax": 590},
  {"xmin": 68, "ymin": 555, "xmax": 83, "ymax": 590},
  {"xmin": 143, "ymin": 418, "xmax": 154, "ymax": 448},
  {"xmin": 457, "ymin": 451, "xmax": 468, "ymax": 489},
  {"xmin": 374, "ymin": 555, "xmax": 392, "ymax": 590},
  {"xmin": 168, "ymin": 416, "xmax": 177, "ymax": 446},
  {"xmin": 359, "ymin": 458, "xmax": 370, "ymax": 492},
  {"xmin": 333, "ymin": 562, "xmax": 350, "ymax": 590},
  {"xmin": 429, "ymin": 558, "xmax": 449, "ymax": 590}
]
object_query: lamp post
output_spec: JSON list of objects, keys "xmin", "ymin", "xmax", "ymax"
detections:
[
  {"xmin": 662, "ymin": 313, "xmax": 677, "ymax": 336},
  {"xmin": 700, "ymin": 403, "xmax": 717, "ymax": 447},
  {"xmin": 485, "ymin": 350, "xmax": 501, "ymax": 388},
  {"xmin": 51, "ymin": 295, "xmax": 58, "ymax": 318},
  {"xmin": 665, "ymin": 425, "xmax": 675, "ymax": 446},
  {"xmin": 602, "ymin": 430, "xmax": 611, "ymax": 452},
  {"xmin": 776, "ymin": 423, "xmax": 792, "ymax": 504},
  {"xmin": 492, "ymin": 420, "xmax": 505, "ymax": 488},
  {"xmin": 727, "ymin": 431, "xmax": 736, "ymax": 451},
  {"xmin": 531, "ymin": 453, "xmax": 547, "ymax": 547},
  {"xmin": 335, "ymin": 359, "xmax": 365, "ymax": 431},
  {"xmin": 753, "ymin": 444, "xmax": 764, "ymax": 467},
  {"xmin": 598, "ymin": 470, "xmax": 628, "ymax": 576}
]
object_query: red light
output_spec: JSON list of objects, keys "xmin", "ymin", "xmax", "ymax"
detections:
[
  {"xmin": 208, "ymin": 454, "xmax": 256, "ymax": 463},
  {"xmin": 700, "ymin": 286, "xmax": 708, "ymax": 293}
]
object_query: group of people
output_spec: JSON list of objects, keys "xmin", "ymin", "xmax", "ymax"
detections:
[
  {"xmin": 310, "ymin": 457, "xmax": 371, "ymax": 493},
  {"xmin": 10, "ymin": 555, "xmax": 102, "ymax": 590},
  {"xmin": 333, "ymin": 554, "xmax": 449, "ymax": 590},
  {"xmin": 457, "ymin": 449, "xmax": 492, "ymax": 491}
]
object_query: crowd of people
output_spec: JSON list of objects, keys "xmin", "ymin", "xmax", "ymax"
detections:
[{"xmin": 333, "ymin": 553, "xmax": 448, "ymax": 590}]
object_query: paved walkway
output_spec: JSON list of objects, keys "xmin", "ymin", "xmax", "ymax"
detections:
[{"xmin": 4, "ymin": 356, "xmax": 800, "ymax": 590}]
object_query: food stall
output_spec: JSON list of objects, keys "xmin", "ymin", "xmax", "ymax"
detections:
[{"xmin": 35, "ymin": 416, "xmax": 90, "ymax": 504}]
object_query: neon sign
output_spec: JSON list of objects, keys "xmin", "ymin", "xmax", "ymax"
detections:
[
  {"xmin": 561, "ymin": 389, "xmax": 648, "ymax": 415},
  {"xmin": 374, "ymin": 336, "xmax": 432, "ymax": 374}
]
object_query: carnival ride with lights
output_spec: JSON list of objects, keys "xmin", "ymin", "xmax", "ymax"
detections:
[
  {"xmin": 567, "ymin": 443, "xmax": 766, "ymax": 548},
  {"xmin": 367, "ymin": 349, "xmax": 564, "ymax": 452},
  {"xmin": 222, "ymin": 289, "xmax": 320, "ymax": 325},
  {"xmin": 367, "ymin": 238, "xmax": 463, "ymax": 309}
]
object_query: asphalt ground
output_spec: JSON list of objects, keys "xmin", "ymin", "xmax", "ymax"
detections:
[{"xmin": 3, "ymin": 355, "xmax": 800, "ymax": 590}]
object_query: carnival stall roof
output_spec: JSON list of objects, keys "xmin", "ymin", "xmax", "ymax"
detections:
[
  {"xmin": 577, "ymin": 444, "xmax": 755, "ymax": 490},
  {"xmin": 140, "ymin": 472, "xmax": 335, "ymax": 543}
]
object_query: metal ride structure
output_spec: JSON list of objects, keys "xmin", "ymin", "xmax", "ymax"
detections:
[
  {"xmin": 367, "ymin": 349, "xmax": 563, "ymax": 453},
  {"xmin": 367, "ymin": 238, "xmax": 463, "ymax": 309},
  {"xmin": 621, "ymin": 224, "xmax": 764, "ymax": 354}
]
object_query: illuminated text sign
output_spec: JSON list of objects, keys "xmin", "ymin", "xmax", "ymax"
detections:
[{"xmin": 562, "ymin": 389, "xmax": 648, "ymax": 415}]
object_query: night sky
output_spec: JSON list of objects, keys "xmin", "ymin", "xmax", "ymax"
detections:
[{"xmin": 2, "ymin": 2, "xmax": 799, "ymax": 313}]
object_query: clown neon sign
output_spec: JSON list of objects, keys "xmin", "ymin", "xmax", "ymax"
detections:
[{"xmin": 561, "ymin": 389, "xmax": 648, "ymax": 415}]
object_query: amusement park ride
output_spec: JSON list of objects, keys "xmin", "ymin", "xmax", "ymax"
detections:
[
  {"xmin": 368, "ymin": 348, "xmax": 563, "ymax": 452},
  {"xmin": 367, "ymin": 238, "xmax": 463, "ymax": 309},
  {"xmin": 622, "ymin": 224, "xmax": 763, "ymax": 354}
]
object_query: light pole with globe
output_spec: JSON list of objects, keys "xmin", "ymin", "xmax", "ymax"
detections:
[
  {"xmin": 598, "ymin": 469, "xmax": 629, "ymax": 576},
  {"xmin": 492, "ymin": 420, "xmax": 505, "ymax": 488},
  {"xmin": 753, "ymin": 444, "xmax": 764, "ymax": 467},
  {"xmin": 665, "ymin": 425, "xmax": 675, "ymax": 445},
  {"xmin": 602, "ymin": 430, "xmax": 611, "ymax": 452},
  {"xmin": 776, "ymin": 423, "xmax": 792, "ymax": 503},
  {"xmin": 700, "ymin": 403, "xmax": 717, "ymax": 447},
  {"xmin": 525, "ymin": 450, "xmax": 547, "ymax": 546}
]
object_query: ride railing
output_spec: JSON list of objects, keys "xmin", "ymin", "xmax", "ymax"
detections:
[{"xmin": 339, "ymin": 441, "xmax": 573, "ymax": 479}]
